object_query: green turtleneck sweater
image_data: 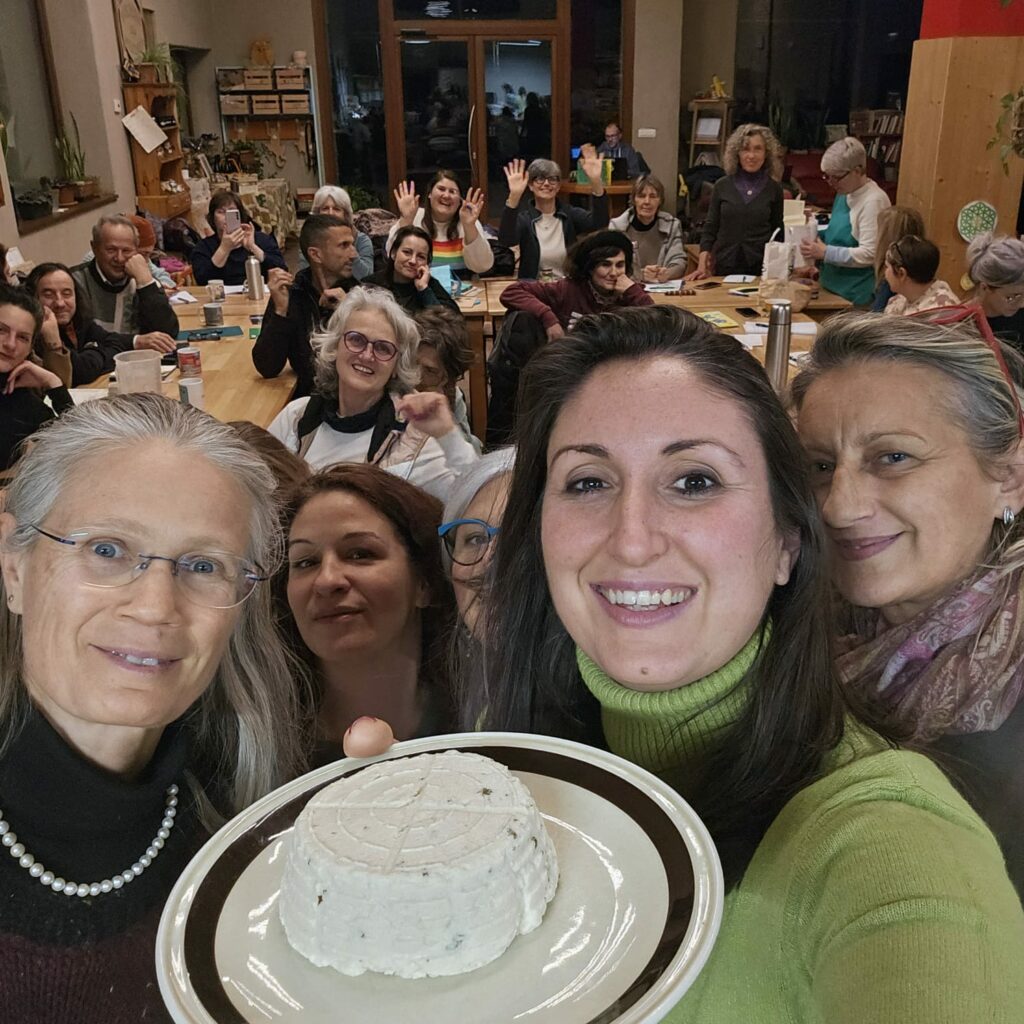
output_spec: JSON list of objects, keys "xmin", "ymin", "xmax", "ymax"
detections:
[{"xmin": 578, "ymin": 638, "xmax": 1024, "ymax": 1024}]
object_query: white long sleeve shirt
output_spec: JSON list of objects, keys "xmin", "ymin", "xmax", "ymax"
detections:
[{"xmin": 823, "ymin": 179, "xmax": 891, "ymax": 269}]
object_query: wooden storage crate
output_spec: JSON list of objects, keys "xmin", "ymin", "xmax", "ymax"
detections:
[
  {"xmin": 275, "ymin": 68, "xmax": 306, "ymax": 90},
  {"xmin": 251, "ymin": 94, "xmax": 281, "ymax": 115},
  {"xmin": 281, "ymin": 94, "xmax": 310, "ymax": 114},
  {"xmin": 229, "ymin": 173, "xmax": 259, "ymax": 192},
  {"xmin": 219, "ymin": 93, "xmax": 249, "ymax": 115},
  {"xmin": 243, "ymin": 69, "xmax": 273, "ymax": 90}
]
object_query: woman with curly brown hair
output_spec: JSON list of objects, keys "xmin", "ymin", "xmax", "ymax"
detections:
[{"xmin": 689, "ymin": 123, "xmax": 785, "ymax": 280}]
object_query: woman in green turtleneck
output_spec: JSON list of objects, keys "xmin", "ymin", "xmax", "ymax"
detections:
[
  {"xmin": 464, "ymin": 306, "xmax": 1024, "ymax": 1022},
  {"xmin": 345, "ymin": 305, "xmax": 1024, "ymax": 1020}
]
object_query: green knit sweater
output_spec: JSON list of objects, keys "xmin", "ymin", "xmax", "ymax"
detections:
[{"xmin": 577, "ymin": 637, "xmax": 1024, "ymax": 1023}]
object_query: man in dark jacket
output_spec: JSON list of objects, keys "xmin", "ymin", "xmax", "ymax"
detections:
[
  {"xmin": 71, "ymin": 215, "xmax": 178, "ymax": 344},
  {"xmin": 252, "ymin": 214, "xmax": 357, "ymax": 397}
]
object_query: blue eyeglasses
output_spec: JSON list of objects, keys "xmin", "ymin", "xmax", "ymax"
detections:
[{"xmin": 437, "ymin": 518, "xmax": 500, "ymax": 566}]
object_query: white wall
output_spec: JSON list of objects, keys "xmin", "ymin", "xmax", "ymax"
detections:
[
  {"xmin": 631, "ymin": 0, "xmax": 684, "ymax": 188},
  {"xmin": 0, "ymin": 0, "xmax": 320, "ymax": 267}
]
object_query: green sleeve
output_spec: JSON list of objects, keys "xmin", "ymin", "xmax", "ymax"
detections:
[{"xmin": 792, "ymin": 772, "xmax": 1024, "ymax": 1023}]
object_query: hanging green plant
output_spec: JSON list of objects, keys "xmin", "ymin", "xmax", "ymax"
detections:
[{"xmin": 987, "ymin": 87, "xmax": 1024, "ymax": 174}]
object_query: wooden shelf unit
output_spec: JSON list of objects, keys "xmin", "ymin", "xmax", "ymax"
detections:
[
  {"xmin": 122, "ymin": 82, "xmax": 191, "ymax": 219},
  {"xmin": 217, "ymin": 65, "xmax": 317, "ymax": 149},
  {"xmin": 687, "ymin": 98, "xmax": 734, "ymax": 168}
]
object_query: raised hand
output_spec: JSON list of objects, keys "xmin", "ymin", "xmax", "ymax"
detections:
[
  {"xmin": 394, "ymin": 181, "xmax": 420, "ymax": 224},
  {"xmin": 413, "ymin": 264, "xmax": 430, "ymax": 292},
  {"xmin": 39, "ymin": 308, "xmax": 63, "ymax": 352},
  {"xmin": 319, "ymin": 286, "xmax": 347, "ymax": 310},
  {"xmin": 4, "ymin": 360, "xmax": 63, "ymax": 394},
  {"xmin": 503, "ymin": 159, "xmax": 529, "ymax": 203},
  {"xmin": 613, "ymin": 270, "xmax": 634, "ymax": 294},
  {"xmin": 394, "ymin": 390, "xmax": 456, "ymax": 438},
  {"xmin": 268, "ymin": 267, "xmax": 294, "ymax": 315},
  {"xmin": 459, "ymin": 187, "xmax": 485, "ymax": 227},
  {"xmin": 579, "ymin": 143, "xmax": 604, "ymax": 188}
]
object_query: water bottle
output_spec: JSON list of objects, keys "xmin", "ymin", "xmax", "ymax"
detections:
[
  {"xmin": 763, "ymin": 299, "xmax": 792, "ymax": 393},
  {"xmin": 245, "ymin": 256, "xmax": 265, "ymax": 302},
  {"xmin": 631, "ymin": 240, "xmax": 641, "ymax": 276}
]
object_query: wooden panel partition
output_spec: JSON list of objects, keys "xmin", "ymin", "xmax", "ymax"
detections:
[{"xmin": 898, "ymin": 35, "xmax": 1024, "ymax": 290}]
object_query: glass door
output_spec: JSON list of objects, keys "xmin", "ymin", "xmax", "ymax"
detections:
[
  {"xmin": 386, "ymin": 30, "xmax": 561, "ymax": 224},
  {"xmin": 398, "ymin": 38, "xmax": 474, "ymax": 195},
  {"xmin": 481, "ymin": 38, "xmax": 553, "ymax": 220}
]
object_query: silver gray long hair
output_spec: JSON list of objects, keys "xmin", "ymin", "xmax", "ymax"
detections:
[
  {"xmin": 0, "ymin": 394, "xmax": 306, "ymax": 825},
  {"xmin": 313, "ymin": 287, "xmax": 421, "ymax": 401}
]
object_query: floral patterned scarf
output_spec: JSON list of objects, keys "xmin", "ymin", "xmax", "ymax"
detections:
[{"xmin": 835, "ymin": 566, "xmax": 1024, "ymax": 741}]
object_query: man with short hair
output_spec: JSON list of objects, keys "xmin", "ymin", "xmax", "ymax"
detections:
[
  {"xmin": 71, "ymin": 215, "xmax": 178, "ymax": 351},
  {"xmin": 596, "ymin": 122, "xmax": 646, "ymax": 178},
  {"xmin": 252, "ymin": 214, "xmax": 358, "ymax": 396}
]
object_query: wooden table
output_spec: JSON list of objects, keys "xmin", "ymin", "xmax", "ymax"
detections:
[
  {"xmin": 455, "ymin": 285, "xmax": 492, "ymax": 439},
  {"xmin": 559, "ymin": 180, "xmax": 633, "ymax": 218},
  {"xmin": 85, "ymin": 286, "xmax": 296, "ymax": 427}
]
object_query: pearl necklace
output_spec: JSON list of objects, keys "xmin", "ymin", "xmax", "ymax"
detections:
[{"xmin": 0, "ymin": 784, "xmax": 179, "ymax": 897}]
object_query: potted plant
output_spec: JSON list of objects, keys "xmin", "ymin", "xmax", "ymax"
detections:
[
  {"xmin": 55, "ymin": 113, "xmax": 93, "ymax": 199},
  {"xmin": 15, "ymin": 189, "xmax": 53, "ymax": 222}
]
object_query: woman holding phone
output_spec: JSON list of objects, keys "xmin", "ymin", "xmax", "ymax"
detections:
[{"xmin": 190, "ymin": 190, "xmax": 287, "ymax": 286}]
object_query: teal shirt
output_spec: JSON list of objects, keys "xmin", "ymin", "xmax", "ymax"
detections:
[{"xmin": 578, "ymin": 640, "xmax": 1024, "ymax": 1023}]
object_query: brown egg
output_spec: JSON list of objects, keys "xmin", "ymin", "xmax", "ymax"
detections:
[{"xmin": 343, "ymin": 717, "xmax": 396, "ymax": 759}]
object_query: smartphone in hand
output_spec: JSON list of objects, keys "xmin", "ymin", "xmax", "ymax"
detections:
[{"xmin": 224, "ymin": 208, "xmax": 242, "ymax": 233}]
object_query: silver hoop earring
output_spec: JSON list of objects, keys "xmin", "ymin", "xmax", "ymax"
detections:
[{"xmin": 1004, "ymin": 507, "xmax": 1016, "ymax": 527}]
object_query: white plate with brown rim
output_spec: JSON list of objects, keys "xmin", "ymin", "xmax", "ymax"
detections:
[{"xmin": 156, "ymin": 732, "xmax": 723, "ymax": 1024}]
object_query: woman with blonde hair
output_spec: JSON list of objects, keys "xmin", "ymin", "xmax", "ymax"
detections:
[
  {"xmin": 792, "ymin": 309, "xmax": 1024, "ymax": 892},
  {"xmin": 268, "ymin": 287, "xmax": 478, "ymax": 500},
  {"xmin": 870, "ymin": 205, "xmax": 926, "ymax": 310},
  {"xmin": 0, "ymin": 394, "xmax": 305, "ymax": 1019},
  {"xmin": 689, "ymin": 123, "xmax": 785, "ymax": 280}
]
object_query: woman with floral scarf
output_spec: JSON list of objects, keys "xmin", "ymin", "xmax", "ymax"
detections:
[{"xmin": 792, "ymin": 308, "xmax": 1024, "ymax": 894}]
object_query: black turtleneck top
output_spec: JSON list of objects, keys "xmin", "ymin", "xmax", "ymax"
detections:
[
  {"xmin": 0, "ymin": 374, "xmax": 73, "ymax": 471},
  {"xmin": 0, "ymin": 710, "xmax": 209, "ymax": 1023}
]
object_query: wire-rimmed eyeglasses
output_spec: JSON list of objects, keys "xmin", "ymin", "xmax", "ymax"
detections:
[{"xmin": 28, "ymin": 525, "xmax": 268, "ymax": 609}]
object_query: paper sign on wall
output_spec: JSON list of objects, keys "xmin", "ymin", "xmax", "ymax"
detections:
[{"xmin": 121, "ymin": 106, "xmax": 167, "ymax": 153}]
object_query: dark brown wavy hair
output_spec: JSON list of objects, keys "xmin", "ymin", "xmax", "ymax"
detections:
[
  {"xmin": 277, "ymin": 464, "xmax": 459, "ymax": 733},
  {"xmin": 468, "ymin": 304, "xmax": 889, "ymax": 883}
]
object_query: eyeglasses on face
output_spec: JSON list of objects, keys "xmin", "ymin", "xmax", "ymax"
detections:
[
  {"xmin": 821, "ymin": 169, "xmax": 852, "ymax": 185},
  {"xmin": 343, "ymin": 330, "xmax": 398, "ymax": 362},
  {"xmin": 28, "ymin": 525, "xmax": 267, "ymax": 609},
  {"xmin": 437, "ymin": 518, "xmax": 501, "ymax": 566},
  {"xmin": 532, "ymin": 175, "xmax": 561, "ymax": 185}
]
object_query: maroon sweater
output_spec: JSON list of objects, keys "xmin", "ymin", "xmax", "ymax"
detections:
[{"xmin": 499, "ymin": 277, "xmax": 654, "ymax": 331}]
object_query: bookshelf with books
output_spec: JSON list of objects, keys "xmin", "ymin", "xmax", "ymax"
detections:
[{"xmin": 850, "ymin": 108, "xmax": 905, "ymax": 181}]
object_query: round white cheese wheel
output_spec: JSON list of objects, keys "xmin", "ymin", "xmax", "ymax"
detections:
[{"xmin": 279, "ymin": 750, "xmax": 559, "ymax": 978}]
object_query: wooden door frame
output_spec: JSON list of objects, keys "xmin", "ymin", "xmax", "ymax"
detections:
[{"xmin": 380, "ymin": 0, "xmax": 571, "ymax": 205}]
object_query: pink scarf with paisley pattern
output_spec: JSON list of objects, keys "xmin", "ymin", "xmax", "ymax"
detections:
[{"xmin": 835, "ymin": 566, "xmax": 1024, "ymax": 741}]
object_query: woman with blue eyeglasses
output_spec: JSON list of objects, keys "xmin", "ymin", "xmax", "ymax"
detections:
[
  {"xmin": 269, "ymin": 288, "xmax": 479, "ymax": 502},
  {"xmin": 438, "ymin": 448, "xmax": 516, "ymax": 639},
  {"xmin": 0, "ymin": 394, "xmax": 304, "ymax": 1022}
]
